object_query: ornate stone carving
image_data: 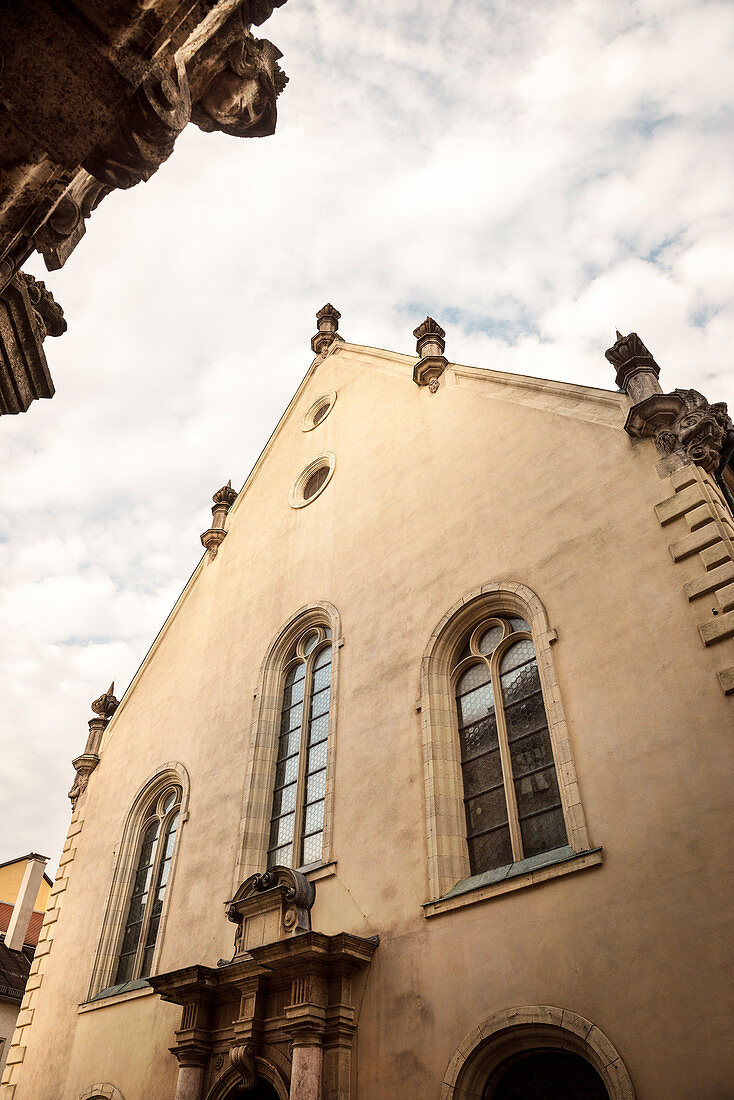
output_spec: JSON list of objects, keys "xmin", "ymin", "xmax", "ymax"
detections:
[
  {"xmin": 413, "ymin": 316, "xmax": 447, "ymax": 390},
  {"xmin": 310, "ymin": 303, "xmax": 343, "ymax": 356},
  {"xmin": 625, "ymin": 388, "xmax": 734, "ymax": 476},
  {"xmin": 226, "ymin": 866, "xmax": 316, "ymax": 958},
  {"xmin": 0, "ymin": 272, "xmax": 66, "ymax": 415},
  {"xmin": 201, "ymin": 480, "xmax": 238, "ymax": 558},
  {"xmin": 16, "ymin": 273, "xmax": 67, "ymax": 340},
  {"xmin": 188, "ymin": 7, "xmax": 288, "ymax": 139},
  {"xmin": 83, "ymin": 56, "xmax": 192, "ymax": 190},
  {"xmin": 91, "ymin": 681, "xmax": 119, "ymax": 721},
  {"xmin": 68, "ymin": 682, "xmax": 119, "ymax": 808},
  {"xmin": 33, "ymin": 173, "xmax": 112, "ymax": 271},
  {"xmin": 230, "ymin": 1042, "xmax": 256, "ymax": 1088},
  {"xmin": 605, "ymin": 330, "xmax": 661, "ymax": 403}
]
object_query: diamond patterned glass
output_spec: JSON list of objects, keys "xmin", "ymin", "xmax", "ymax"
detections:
[
  {"xmin": 115, "ymin": 789, "xmax": 181, "ymax": 985},
  {"xmin": 269, "ymin": 634, "xmax": 332, "ymax": 869}
]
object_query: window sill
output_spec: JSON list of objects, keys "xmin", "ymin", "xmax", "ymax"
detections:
[
  {"xmin": 302, "ymin": 859, "xmax": 337, "ymax": 883},
  {"xmin": 78, "ymin": 978, "xmax": 154, "ymax": 1012},
  {"xmin": 423, "ymin": 846, "xmax": 603, "ymax": 918}
]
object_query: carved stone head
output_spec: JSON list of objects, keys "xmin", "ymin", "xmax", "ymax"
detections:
[
  {"xmin": 669, "ymin": 389, "xmax": 731, "ymax": 474},
  {"xmin": 190, "ymin": 21, "xmax": 288, "ymax": 139}
]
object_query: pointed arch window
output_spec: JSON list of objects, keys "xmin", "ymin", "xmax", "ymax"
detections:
[
  {"xmin": 268, "ymin": 625, "xmax": 332, "ymax": 868},
  {"xmin": 454, "ymin": 615, "xmax": 566, "ymax": 872},
  {"xmin": 114, "ymin": 784, "xmax": 181, "ymax": 984}
]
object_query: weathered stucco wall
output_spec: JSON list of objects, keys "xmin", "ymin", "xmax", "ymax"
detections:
[{"xmin": 8, "ymin": 343, "xmax": 734, "ymax": 1098}]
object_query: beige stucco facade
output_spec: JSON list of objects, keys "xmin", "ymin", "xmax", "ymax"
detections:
[{"xmin": 4, "ymin": 333, "xmax": 734, "ymax": 1099}]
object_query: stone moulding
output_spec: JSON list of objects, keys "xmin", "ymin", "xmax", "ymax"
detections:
[{"xmin": 442, "ymin": 1005, "xmax": 636, "ymax": 1099}]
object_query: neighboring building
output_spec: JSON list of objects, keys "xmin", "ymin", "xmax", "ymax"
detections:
[
  {"xmin": 0, "ymin": 856, "xmax": 50, "ymax": 1079},
  {"xmin": 4, "ymin": 310, "xmax": 734, "ymax": 1099},
  {"xmin": 0, "ymin": 0, "xmax": 289, "ymax": 414}
]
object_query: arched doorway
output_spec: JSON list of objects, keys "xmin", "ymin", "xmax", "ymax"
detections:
[
  {"xmin": 225, "ymin": 1081, "xmax": 280, "ymax": 1100},
  {"xmin": 485, "ymin": 1048, "xmax": 609, "ymax": 1098},
  {"xmin": 442, "ymin": 1006, "xmax": 636, "ymax": 1100}
]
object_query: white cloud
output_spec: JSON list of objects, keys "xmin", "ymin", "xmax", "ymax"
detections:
[{"xmin": 1, "ymin": 0, "xmax": 733, "ymax": 869}]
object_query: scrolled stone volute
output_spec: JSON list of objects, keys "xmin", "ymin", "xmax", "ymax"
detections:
[
  {"xmin": 413, "ymin": 315, "xmax": 447, "ymax": 391},
  {"xmin": 605, "ymin": 330, "xmax": 662, "ymax": 403},
  {"xmin": 625, "ymin": 387, "xmax": 734, "ymax": 476},
  {"xmin": 311, "ymin": 303, "xmax": 343, "ymax": 356},
  {"xmin": 227, "ymin": 866, "xmax": 315, "ymax": 958},
  {"xmin": 83, "ymin": 56, "xmax": 192, "ymax": 190},
  {"xmin": 230, "ymin": 1043, "xmax": 256, "ymax": 1088}
]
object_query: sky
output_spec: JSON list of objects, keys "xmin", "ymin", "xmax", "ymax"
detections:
[{"xmin": 2, "ymin": 0, "xmax": 733, "ymax": 874}]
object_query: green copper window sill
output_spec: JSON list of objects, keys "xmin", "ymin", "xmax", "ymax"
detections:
[
  {"xmin": 423, "ymin": 846, "xmax": 603, "ymax": 918},
  {"xmin": 79, "ymin": 978, "xmax": 153, "ymax": 1012}
]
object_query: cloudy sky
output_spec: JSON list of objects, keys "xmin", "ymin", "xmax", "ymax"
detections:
[{"xmin": 2, "ymin": 0, "xmax": 733, "ymax": 873}]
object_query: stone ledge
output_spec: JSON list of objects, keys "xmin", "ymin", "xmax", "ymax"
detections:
[
  {"xmin": 717, "ymin": 667, "xmax": 734, "ymax": 695},
  {"xmin": 423, "ymin": 847, "xmax": 603, "ymax": 918},
  {"xmin": 78, "ymin": 980, "xmax": 154, "ymax": 1013},
  {"xmin": 699, "ymin": 609, "xmax": 734, "ymax": 646}
]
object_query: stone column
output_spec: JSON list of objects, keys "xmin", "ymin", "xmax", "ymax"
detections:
[
  {"xmin": 290, "ymin": 1041, "xmax": 323, "ymax": 1100},
  {"xmin": 173, "ymin": 1053, "xmax": 207, "ymax": 1100},
  {"xmin": 311, "ymin": 304, "xmax": 343, "ymax": 357},
  {"xmin": 285, "ymin": 973, "xmax": 327, "ymax": 1100}
]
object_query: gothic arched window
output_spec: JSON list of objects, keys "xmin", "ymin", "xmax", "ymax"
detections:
[
  {"xmin": 454, "ymin": 615, "xmax": 566, "ymax": 872},
  {"xmin": 420, "ymin": 584, "xmax": 595, "ymax": 905},
  {"xmin": 86, "ymin": 763, "xmax": 189, "ymax": 1000},
  {"xmin": 268, "ymin": 625, "xmax": 332, "ymax": 868},
  {"xmin": 114, "ymin": 784, "xmax": 181, "ymax": 983}
]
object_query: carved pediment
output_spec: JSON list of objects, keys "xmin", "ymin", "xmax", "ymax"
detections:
[{"xmin": 226, "ymin": 866, "xmax": 315, "ymax": 958}]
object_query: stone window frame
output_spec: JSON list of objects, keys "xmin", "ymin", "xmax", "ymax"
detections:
[
  {"xmin": 79, "ymin": 1087, "xmax": 126, "ymax": 1100},
  {"xmin": 442, "ymin": 1005, "xmax": 636, "ymax": 1099},
  {"xmin": 301, "ymin": 390, "xmax": 337, "ymax": 432},
  {"xmin": 289, "ymin": 452, "xmax": 336, "ymax": 509},
  {"xmin": 420, "ymin": 583, "xmax": 592, "ymax": 905},
  {"xmin": 235, "ymin": 602, "xmax": 342, "ymax": 889},
  {"xmin": 85, "ymin": 762, "xmax": 190, "ymax": 1001}
]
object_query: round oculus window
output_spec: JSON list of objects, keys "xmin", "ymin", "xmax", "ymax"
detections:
[
  {"xmin": 302, "ymin": 391, "xmax": 337, "ymax": 431},
  {"xmin": 289, "ymin": 453, "xmax": 336, "ymax": 508}
]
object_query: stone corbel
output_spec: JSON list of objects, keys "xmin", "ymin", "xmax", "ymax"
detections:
[
  {"xmin": 33, "ymin": 172, "xmax": 112, "ymax": 271},
  {"xmin": 83, "ymin": 56, "xmax": 192, "ymax": 190},
  {"xmin": 230, "ymin": 1042, "xmax": 256, "ymax": 1088}
]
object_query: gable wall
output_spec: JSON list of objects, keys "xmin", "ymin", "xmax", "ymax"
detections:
[{"xmin": 12, "ymin": 346, "xmax": 733, "ymax": 1098}]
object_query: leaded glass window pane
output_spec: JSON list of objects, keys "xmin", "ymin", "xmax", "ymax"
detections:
[
  {"xmin": 115, "ymin": 789, "xmax": 181, "ymax": 986},
  {"xmin": 454, "ymin": 615, "xmax": 566, "ymax": 873},
  {"xmin": 268, "ymin": 634, "xmax": 332, "ymax": 870}
]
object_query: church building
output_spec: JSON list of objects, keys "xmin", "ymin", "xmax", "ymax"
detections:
[{"xmin": 3, "ymin": 307, "xmax": 733, "ymax": 1099}]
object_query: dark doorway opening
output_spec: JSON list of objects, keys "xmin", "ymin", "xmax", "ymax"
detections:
[
  {"xmin": 226, "ymin": 1080, "xmax": 280, "ymax": 1100},
  {"xmin": 485, "ymin": 1048, "xmax": 609, "ymax": 1099}
]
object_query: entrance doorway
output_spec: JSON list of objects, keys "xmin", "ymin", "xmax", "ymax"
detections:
[
  {"xmin": 484, "ymin": 1048, "xmax": 609, "ymax": 1099},
  {"xmin": 225, "ymin": 1080, "xmax": 281, "ymax": 1100}
]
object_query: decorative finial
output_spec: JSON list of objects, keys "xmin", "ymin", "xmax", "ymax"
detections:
[
  {"xmin": 605, "ymin": 330, "xmax": 662, "ymax": 403},
  {"xmin": 91, "ymin": 682, "xmax": 119, "ymax": 720},
  {"xmin": 412, "ymin": 316, "xmax": 447, "ymax": 392},
  {"xmin": 201, "ymin": 480, "xmax": 238, "ymax": 558},
  {"xmin": 311, "ymin": 303, "xmax": 343, "ymax": 356}
]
